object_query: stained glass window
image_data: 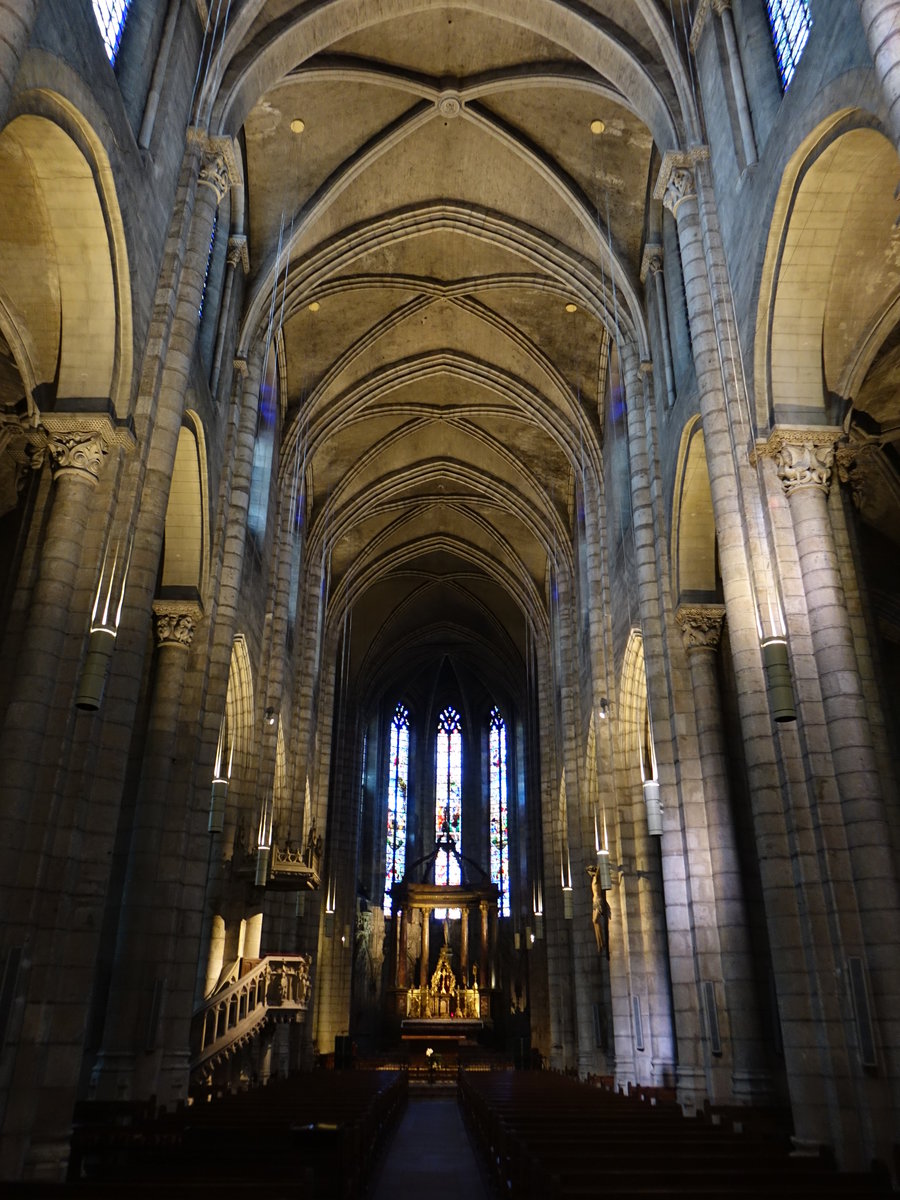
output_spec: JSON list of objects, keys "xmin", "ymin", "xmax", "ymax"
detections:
[
  {"xmin": 248, "ymin": 348, "xmax": 278, "ymax": 537},
  {"xmin": 766, "ymin": 0, "xmax": 812, "ymax": 90},
  {"xmin": 435, "ymin": 705, "xmax": 462, "ymax": 918},
  {"xmin": 93, "ymin": 0, "xmax": 131, "ymax": 65},
  {"xmin": 489, "ymin": 706, "xmax": 510, "ymax": 917},
  {"xmin": 383, "ymin": 704, "xmax": 409, "ymax": 915}
]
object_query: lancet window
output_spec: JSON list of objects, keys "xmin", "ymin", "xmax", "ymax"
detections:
[
  {"xmin": 489, "ymin": 706, "xmax": 510, "ymax": 917},
  {"xmin": 248, "ymin": 349, "xmax": 278, "ymax": 537},
  {"xmin": 383, "ymin": 704, "xmax": 409, "ymax": 915},
  {"xmin": 435, "ymin": 706, "xmax": 462, "ymax": 918}
]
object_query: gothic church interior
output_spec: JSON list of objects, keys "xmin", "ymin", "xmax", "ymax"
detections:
[{"xmin": 0, "ymin": 0, "xmax": 899, "ymax": 1184}]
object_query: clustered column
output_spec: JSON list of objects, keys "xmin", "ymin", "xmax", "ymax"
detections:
[
  {"xmin": 641, "ymin": 245, "xmax": 676, "ymax": 408},
  {"xmin": 675, "ymin": 604, "xmax": 769, "ymax": 1103},
  {"xmin": 770, "ymin": 429, "xmax": 900, "ymax": 1102}
]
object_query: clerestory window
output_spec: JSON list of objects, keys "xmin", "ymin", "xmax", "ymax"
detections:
[
  {"xmin": 92, "ymin": 0, "xmax": 132, "ymax": 65},
  {"xmin": 766, "ymin": 0, "xmax": 812, "ymax": 90}
]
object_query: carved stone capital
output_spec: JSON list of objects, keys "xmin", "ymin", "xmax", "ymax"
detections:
[
  {"xmin": 47, "ymin": 430, "xmax": 108, "ymax": 483},
  {"xmin": 36, "ymin": 412, "xmax": 135, "ymax": 485},
  {"xmin": 676, "ymin": 604, "xmax": 726, "ymax": 653},
  {"xmin": 152, "ymin": 600, "xmax": 203, "ymax": 649},
  {"xmin": 190, "ymin": 132, "xmax": 240, "ymax": 204},
  {"xmin": 653, "ymin": 148, "xmax": 709, "ymax": 219},
  {"xmin": 233, "ymin": 356, "xmax": 250, "ymax": 378},
  {"xmin": 755, "ymin": 427, "xmax": 842, "ymax": 497},
  {"xmin": 227, "ymin": 234, "xmax": 249, "ymax": 274},
  {"xmin": 640, "ymin": 243, "xmax": 664, "ymax": 284}
]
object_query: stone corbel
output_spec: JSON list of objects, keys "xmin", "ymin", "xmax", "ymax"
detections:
[
  {"xmin": 188, "ymin": 129, "xmax": 242, "ymax": 204},
  {"xmin": 752, "ymin": 427, "xmax": 843, "ymax": 497},
  {"xmin": 652, "ymin": 147, "xmax": 710, "ymax": 218},
  {"xmin": 227, "ymin": 234, "xmax": 249, "ymax": 275},
  {"xmin": 640, "ymin": 243, "xmax": 663, "ymax": 285}
]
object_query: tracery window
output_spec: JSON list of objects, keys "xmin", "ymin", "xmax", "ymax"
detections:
[
  {"xmin": 489, "ymin": 706, "xmax": 510, "ymax": 917},
  {"xmin": 92, "ymin": 0, "xmax": 132, "ymax": 65},
  {"xmin": 766, "ymin": 0, "xmax": 812, "ymax": 90},
  {"xmin": 383, "ymin": 704, "xmax": 409, "ymax": 915},
  {"xmin": 435, "ymin": 705, "xmax": 462, "ymax": 918}
]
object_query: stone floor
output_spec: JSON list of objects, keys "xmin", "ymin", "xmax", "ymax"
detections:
[{"xmin": 369, "ymin": 1091, "xmax": 492, "ymax": 1199}]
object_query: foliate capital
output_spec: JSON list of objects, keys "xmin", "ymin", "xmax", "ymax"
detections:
[
  {"xmin": 653, "ymin": 148, "xmax": 709, "ymax": 219},
  {"xmin": 37, "ymin": 411, "xmax": 134, "ymax": 484},
  {"xmin": 47, "ymin": 430, "xmax": 108, "ymax": 483},
  {"xmin": 755, "ymin": 427, "xmax": 842, "ymax": 497},
  {"xmin": 676, "ymin": 604, "xmax": 726, "ymax": 653},
  {"xmin": 152, "ymin": 600, "xmax": 203, "ymax": 649}
]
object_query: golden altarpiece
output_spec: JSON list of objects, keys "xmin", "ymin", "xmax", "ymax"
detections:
[{"xmin": 387, "ymin": 834, "xmax": 500, "ymax": 1039}]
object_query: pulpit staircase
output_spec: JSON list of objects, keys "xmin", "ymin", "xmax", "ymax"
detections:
[{"xmin": 190, "ymin": 953, "xmax": 312, "ymax": 1086}]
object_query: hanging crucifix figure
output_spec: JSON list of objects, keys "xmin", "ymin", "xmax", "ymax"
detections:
[{"xmin": 586, "ymin": 864, "xmax": 611, "ymax": 959}]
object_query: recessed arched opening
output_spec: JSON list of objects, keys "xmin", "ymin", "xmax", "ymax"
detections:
[
  {"xmin": 0, "ymin": 111, "xmax": 128, "ymax": 409},
  {"xmin": 671, "ymin": 416, "xmax": 719, "ymax": 604},
  {"xmin": 160, "ymin": 418, "xmax": 207, "ymax": 600}
]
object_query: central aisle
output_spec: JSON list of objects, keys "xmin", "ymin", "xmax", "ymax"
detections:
[{"xmin": 369, "ymin": 1093, "xmax": 492, "ymax": 1199}]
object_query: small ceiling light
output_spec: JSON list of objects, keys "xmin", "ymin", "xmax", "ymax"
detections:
[
  {"xmin": 590, "ymin": 119, "xmax": 606, "ymax": 135},
  {"xmin": 265, "ymin": 707, "xmax": 277, "ymax": 726},
  {"xmin": 308, "ymin": 301, "xmax": 320, "ymax": 313},
  {"xmin": 290, "ymin": 118, "xmax": 305, "ymax": 134},
  {"xmin": 565, "ymin": 302, "xmax": 578, "ymax": 313},
  {"xmin": 599, "ymin": 697, "xmax": 609, "ymax": 719}
]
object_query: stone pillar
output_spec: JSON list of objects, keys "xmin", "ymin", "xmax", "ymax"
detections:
[
  {"xmin": 460, "ymin": 905, "xmax": 469, "ymax": 984},
  {"xmin": 675, "ymin": 604, "xmax": 770, "ymax": 1103},
  {"xmin": 769, "ymin": 429, "xmax": 900, "ymax": 1117},
  {"xmin": 0, "ymin": 1, "xmax": 38, "ymax": 130},
  {"xmin": 654, "ymin": 151, "xmax": 834, "ymax": 1148},
  {"xmin": 691, "ymin": 0, "xmax": 757, "ymax": 168},
  {"xmin": 91, "ymin": 600, "xmax": 203, "ymax": 1106},
  {"xmin": 397, "ymin": 908, "xmax": 408, "ymax": 989},
  {"xmin": 419, "ymin": 908, "xmax": 431, "ymax": 991},
  {"xmin": 640, "ymin": 245, "xmax": 676, "ymax": 408},
  {"xmin": 857, "ymin": 0, "xmax": 900, "ymax": 155},
  {"xmin": 210, "ymin": 235, "xmax": 248, "ymax": 396},
  {"xmin": 0, "ymin": 425, "xmax": 110, "ymax": 924},
  {"xmin": 479, "ymin": 902, "xmax": 489, "ymax": 988}
]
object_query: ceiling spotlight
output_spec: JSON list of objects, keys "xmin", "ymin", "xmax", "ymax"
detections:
[
  {"xmin": 590, "ymin": 119, "xmax": 606, "ymax": 135},
  {"xmin": 599, "ymin": 697, "xmax": 609, "ymax": 719},
  {"xmin": 308, "ymin": 301, "xmax": 320, "ymax": 313},
  {"xmin": 265, "ymin": 707, "xmax": 277, "ymax": 727},
  {"xmin": 290, "ymin": 118, "xmax": 305, "ymax": 134},
  {"xmin": 565, "ymin": 303, "xmax": 578, "ymax": 313}
]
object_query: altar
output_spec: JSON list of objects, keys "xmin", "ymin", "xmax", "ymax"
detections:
[{"xmin": 388, "ymin": 875, "xmax": 499, "ymax": 1027}]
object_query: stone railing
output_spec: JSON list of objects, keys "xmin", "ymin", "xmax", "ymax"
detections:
[{"xmin": 191, "ymin": 954, "xmax": 312, "ymax": 1076}]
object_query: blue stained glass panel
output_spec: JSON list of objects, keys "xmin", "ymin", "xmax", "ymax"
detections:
[
  {"xmin": 489, "ymin": 706, "xmax": 510, "ymax": 917},
  {"xmin": 384, "ymin": 704, "xmax": 409, "ymax": 914},
  {"xmin": 92, "ymin": 0, "xmax": 132, "ymax": 65},
  {"xmin": 766, "ymin": 0, "xmax": 812, "ymax": 90},
  {"xmin": 435, "ymin": 705, "xmax": 461, "ymax": 917}
]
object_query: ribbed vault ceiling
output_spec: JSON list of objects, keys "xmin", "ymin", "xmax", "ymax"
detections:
[{"xmin": 218, "ymin": 1, "xmax": 687, "ymax": 701}]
